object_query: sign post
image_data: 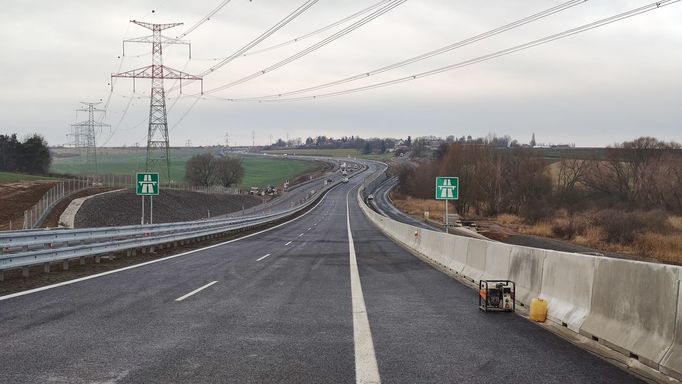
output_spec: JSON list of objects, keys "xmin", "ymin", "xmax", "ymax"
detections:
[
  {"xmin": 136, "ymin": 172, "xmax": 159, "ymax": 224},
  {"xmin": 435, "ymin": 177, "xmax": 459, "ymax": 233}
]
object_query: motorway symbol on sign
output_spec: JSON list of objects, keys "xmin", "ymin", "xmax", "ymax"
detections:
[
  {"xmin": 136, "ymin": 173, "xmax": 160, "ymax": 196},
  {"xmin": 436, "ymin": 177, "xmax": 459, "ymax": 200}
]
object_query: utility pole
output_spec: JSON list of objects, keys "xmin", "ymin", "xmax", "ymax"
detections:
[
  {"xmin": 70, "ymin": 102, "xmax": 109, "ymax": 175},
  {"xmin": 225, "ymin": 131, "xmax": 229, "ymax": 147},
  {"xmin": 112, "ymin": 20, "xmax": 203, "ymax": 182},
  {"xmin": 252, "ymin": 131, "xmax": 256, "ymax": 149},
  {"xmin": 269, "ymin": 134, "xmax": 273, "ymax": 146}
]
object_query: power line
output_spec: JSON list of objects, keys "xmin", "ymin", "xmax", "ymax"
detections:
[
  {"xmin": 213, "ymin": 0, "xmax": 680, "ymax": 103},
  {"xmin": 205, "ymin": 0, "xmax": 406, "ymax": 94},
  {"xmin": 236, "ymin": 0, "xmax": 588, "ymax": 100},
  {"xmin": 199, "ymin": 0, "xmax": 321, "ymax": 77},
  {"xmin": 170, "ymin": 96, "xmax": 202, "ymax": 133},
  {"xmin": 242, "ymin": 0, "xmax": 393, "ymax": 58},
  {"xmin": 101, "ymin": 94, "xmax": 135, "ymax": 147},
  {"xmin": 177, "ymin": 0, "xmax": 233, "ymax": 39}
]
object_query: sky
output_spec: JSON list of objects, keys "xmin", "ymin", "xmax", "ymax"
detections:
[{"xmin": 0, "ymin": 0, "xmax": 681, "ymax": 147}]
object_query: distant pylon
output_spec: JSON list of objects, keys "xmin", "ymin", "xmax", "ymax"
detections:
[
  {"xmin": 70, "ymin": 102, "xmax": 109, "ymax": 175},
  {"xmin": 252, "ymin": 131, "xmax": 256, "ymax": 148},
  {"xmin": 111, "ymin": 20, "xmax": 203, "ymax": 182}
]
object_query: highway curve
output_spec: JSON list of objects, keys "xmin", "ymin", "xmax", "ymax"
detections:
[{"xmin": 0, "ymin": 163, "xmax": 641, "ymax": 383}]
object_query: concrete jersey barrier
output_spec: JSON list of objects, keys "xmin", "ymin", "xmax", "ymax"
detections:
[
  {"xmin": 580, "ymin": 258, "xmax": 679, "ymax": 370},
  {"xmin": 539, "ymin": 250, "xmax": 596, "ymax": 332},
  {"xmin": 357, "ymin": 182, "xmax": 682, "ymax": 378}
]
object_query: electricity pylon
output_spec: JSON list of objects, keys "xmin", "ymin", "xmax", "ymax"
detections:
[
  {"xmin": 70, "ymin": 102, "xmax": 109, "ymax": 175},
  {"xmin": 111, "ymin": 20, "xmax": 203, "ymax": 182}
]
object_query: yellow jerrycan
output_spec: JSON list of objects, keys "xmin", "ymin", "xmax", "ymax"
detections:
[{"xmin": 529, "ymin": 298, "xmax": 548, "ymax": 322}]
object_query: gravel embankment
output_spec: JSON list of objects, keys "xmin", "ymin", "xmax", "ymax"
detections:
[
  {"xmin": 41, "ymin": 187, "xmax": 116, "ymax": 228},
  {"xmin": 75, "ymin": 189, "xmax": 261, "ymax": 228}
]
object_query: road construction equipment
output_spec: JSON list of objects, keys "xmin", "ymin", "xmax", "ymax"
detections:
[{"xmin": 479, "ymin": 280, "xmax": 515, "ymax": 312}]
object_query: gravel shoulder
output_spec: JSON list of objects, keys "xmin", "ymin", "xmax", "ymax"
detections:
[{"xmin": 75, "ymin": 189, "xmax": 262, "ymax": 227}]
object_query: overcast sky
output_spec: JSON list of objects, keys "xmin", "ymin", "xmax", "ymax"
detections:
[{"xmin": 1, "ymin": 0, "xmax": 681, "ymax": 147}]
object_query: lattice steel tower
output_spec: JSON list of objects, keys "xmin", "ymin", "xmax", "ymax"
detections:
[
  {"xmin": 112, "ymin": 20, "xmax": 203, "ymax": 182},
  {"xmin": 70, "ymin": 102, "xmax": 109, "ymax": 175}
]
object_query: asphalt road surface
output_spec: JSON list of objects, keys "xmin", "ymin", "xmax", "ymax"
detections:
[
  {"xmin": 369, "ymin": 176, "xmax": 435, "ymax": 231},
  {"xmin": 0, "ymin": 163, "xmax": 641, "ymax": 383}
]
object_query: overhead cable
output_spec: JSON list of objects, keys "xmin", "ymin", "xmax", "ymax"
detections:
[
  {"xmin": 239, "ymin": 0, "xmax": 588, "ymax": 100},
  {"xmin": 216, "ymin": 0, "xmax": 679, "ymax": 103},
  {"xmin": 200, "ymin": 0, "xmax": 321, "ymax": 77},
  {"xmin": 177, "ymin": 0, "xmax": 233, "ymax": 39},
  {"xmin": 242, "ymin": 0, "xmax": 394, "ymax": 57},
  {"xmin": 206, "ymin": 0, "xmax": 406, "ymax": 93}
]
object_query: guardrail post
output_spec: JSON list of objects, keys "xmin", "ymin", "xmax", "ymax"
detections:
[
  {"xmin": 95, "ymin": 255, "xmax": 101, "ymax": 263},
  {"xmin": 22, "ymin": 267, "xmax": 29, "ymax": 278},
  {"xmin": 79, "ymin": 257, "xmax": 85, "ymax": 265},
  {"xmin": 43, "ymin": 263, "xmax": 50, "ymax": 273},
  {"xmin": 62, "ymin": 260, "xmax": 69, "ymax": 270},
  {"xmin": 0, "ymin": 270, "xmax": 4, "ymax": 281}
]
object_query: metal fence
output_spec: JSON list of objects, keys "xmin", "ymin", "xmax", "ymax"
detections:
[{"xmin": 22, "ymin": 178, "xmax": 92, "ymax": 230}]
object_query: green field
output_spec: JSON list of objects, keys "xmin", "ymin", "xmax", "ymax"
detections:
[
  {"xmin": 265, "ymin": 148, "xmax": 393, "ymax": 161},
  {"xmin": 239, "ymin": 156, "xmax": 320, "ymax": 188},
  {"xmin": 50, "ymin": 148, "xmax": 321, "ymax": 188},
  {"xmin": 0, "ymin": 171, "xmax": 57, "ymax": 183}
]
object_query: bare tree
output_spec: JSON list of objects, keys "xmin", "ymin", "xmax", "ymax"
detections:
[
  {"xmin": 185, "ymin": 153, "xmax": 216, "ymax": 186},
  {"xmin": 214, "ymin": 156, "xmax": 244, "ymax": 187}
]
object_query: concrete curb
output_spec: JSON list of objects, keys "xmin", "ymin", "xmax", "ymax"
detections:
[{"xmin": 58, "ymin": 189, "xmax": 125, "ymax": 228}]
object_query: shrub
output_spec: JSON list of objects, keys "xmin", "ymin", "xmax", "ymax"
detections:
[
  {"xmin": 550, "ymin": 216, "xmax": 588, "ymax": 240},
  {"xmin": 594, "ymin": 209, "xmax": 669, "ymax": 245}
]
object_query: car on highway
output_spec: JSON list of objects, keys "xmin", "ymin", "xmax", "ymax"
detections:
[
  {"xmin": 367, "ymin": 194, "xmax": 374, "ymax": 200},
  {"xmin": 342, "ymin": 177, "xmax": 349, "ymax": 183},
  {"xmin": 327, "ymin": 178, "xmax": 333, "ymax": 182}
]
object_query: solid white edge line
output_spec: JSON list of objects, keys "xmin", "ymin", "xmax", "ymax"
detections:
[
  {"xmin": 346, "ymin": 186, "xmax": 381, "ymax": 384},
  {"xmin": 0, "ymin": 188, "xmax": 333, "ymax": 302},
  {"xmin": 257, "ymin": 253, "xmax": 271, "ymax": 262},
  {"xmin": 285, "ymin": 241, "xmax": 293, "ymax": 245},
  {"xmin": 175, "ymin": 281, "xmax": 218, "ymax": 302}
]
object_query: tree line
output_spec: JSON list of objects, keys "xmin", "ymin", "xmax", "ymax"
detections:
[
  {"xmin": 398, "ymin": 137, "xmax": 682, "ymax": 219},
  {"xmin": 0, "ymin": 134, "xmax": 52, "ymax": 174},
  {"xmin": 185, "ymin": 154, "xmax": 244, "ymax": 187}
]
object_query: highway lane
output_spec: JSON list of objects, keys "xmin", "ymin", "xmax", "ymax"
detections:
[
  {"xmin": 0, "ymin": 185, "xmax": 356, "ymax": 383},
  {"xmin": 0, "ymin": 163, "xmax": 642, "ymax": 383},
  {"xmin": 348, "ymin": 180, "xmax": 640, "ymax": 383},
  {"xmin": 370, "ymin": 176, "xmax": 435, "ymax": 231}
]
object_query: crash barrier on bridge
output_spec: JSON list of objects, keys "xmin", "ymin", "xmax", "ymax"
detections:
[{"xmin": 357, "ymin": 182, "xmax": 682, "ymax": 379}]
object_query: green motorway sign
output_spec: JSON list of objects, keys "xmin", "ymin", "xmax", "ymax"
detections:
[
  {"xmin": 435, "ymin": 177, "xmax": 459, "ymax": 200},
  {"xmin": 136, "ymin": 172, "xmax": 160, "ymax": 196}
]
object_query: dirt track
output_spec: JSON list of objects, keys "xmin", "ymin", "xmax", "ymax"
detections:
[{"xmin": 0, "ymin": 181, "xmax": 57, "ymax": 230}]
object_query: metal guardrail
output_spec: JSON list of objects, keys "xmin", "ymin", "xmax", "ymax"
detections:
[
  {"xmin": 0, "ymin": 179, "xmax": 338, "ymax": 274},
  {"xmin": 0, "ymin": 159, "xmax": 375, "ymax": 275},
  {"xmin": 0, "ymin": 204, "xmax": 311, "ymax": 253}
]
